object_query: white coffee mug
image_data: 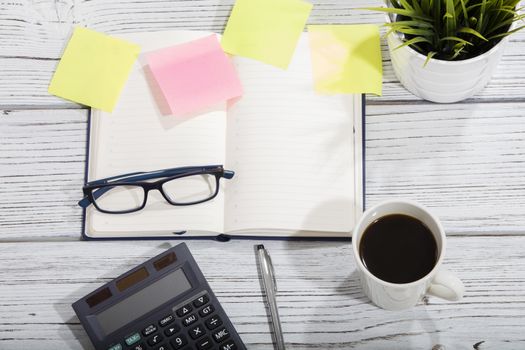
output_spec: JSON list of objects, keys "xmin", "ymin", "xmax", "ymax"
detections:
[{"xmin": 352, "ymin": 200, "xmax": 464, "ymax": 310}]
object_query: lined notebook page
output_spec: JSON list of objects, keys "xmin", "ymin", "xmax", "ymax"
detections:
[
  {"xmin": 224, "ymin": 35, "xmax": 356, "ymax": 235},
  {"xmin": 86, "ymin": 31, "xmax": 227, "ymax": 237}
]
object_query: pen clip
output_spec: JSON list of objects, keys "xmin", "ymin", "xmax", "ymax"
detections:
[{"xmin": 266, "ymin": 251, "xmax": 278, "ymax": 294}]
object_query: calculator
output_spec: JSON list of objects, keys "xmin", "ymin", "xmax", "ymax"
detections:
[{"xmin": 72, "ymin": 243, "xmax": 246, "ymax": 350}]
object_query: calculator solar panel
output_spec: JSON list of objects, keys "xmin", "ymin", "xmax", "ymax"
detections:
[{"xmin": 72, "ymin": 243, "xmax": 246, "ymax": 350}]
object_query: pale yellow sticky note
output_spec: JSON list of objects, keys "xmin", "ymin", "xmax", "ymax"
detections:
[
  {"xmin": 48, "ymin": 27, "xmax": 141, "ymax": 111},
  {"xmin": 308, "ymin": 25, "xmax": 383, "ymax": 95},
  {"xmin": 221, "ymin": 0, "xmax": 312, "ymax": 69}
]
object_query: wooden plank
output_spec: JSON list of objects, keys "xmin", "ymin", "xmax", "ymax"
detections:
[
  {"xmin": 365, "ymin": 102, "xmax": 525, "ymax": 234},
  {"xmin": 0, "ymin": 0, "xmax": 524, "ymax": 107},
  {"xmin": 3, "ymin": 103, "xmax": 525, "ymax": 240},
  {"xmin": 0, "ymin": 237, "xmax": 523, "ymax": 349},
  {"xmin": 0, "ymin": 109, "xmax": 87, "ymax": 239}
]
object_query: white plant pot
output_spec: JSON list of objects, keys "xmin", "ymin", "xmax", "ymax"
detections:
[{"xmin": 386, "ymin": 13, "xmax": 511, "ymax": 103}]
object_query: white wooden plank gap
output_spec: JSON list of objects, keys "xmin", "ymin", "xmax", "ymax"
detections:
[
  {"xmin": 0, "ymin": 108, "xmax": 88, "ymax": 240},
  {"xmin": 0, "ymin": 237, "xmax": 523, "ymax": 349},
  {"xmin": 365, "ymin": 102, "xmax": 525, "ymax": 234},
  {"xmin": 0, "ymin": 1, "xmax": 524, "ymax": 107},
  {"xmin": 2, "ymin": 104, "xmax": 525, "ymax": 240}
]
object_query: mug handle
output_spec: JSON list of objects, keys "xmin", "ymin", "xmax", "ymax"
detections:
[{"xmin": 427, "ymin": 268, "xmax": 465, "ymax": 301}]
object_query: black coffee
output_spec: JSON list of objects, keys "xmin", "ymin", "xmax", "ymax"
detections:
[{"xmin": 359, "ymin": 214, "xmax": 438, "ymax": 284}]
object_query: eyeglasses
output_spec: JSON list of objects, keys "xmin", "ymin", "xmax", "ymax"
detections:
[{"xmin": 78, "ymin": 165, "xmax": 235, "ymax": 214}]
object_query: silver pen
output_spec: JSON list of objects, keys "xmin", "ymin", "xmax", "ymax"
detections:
[{"xmin": 256, "ymin": 244, "xmax": 285, "ymax": 350}]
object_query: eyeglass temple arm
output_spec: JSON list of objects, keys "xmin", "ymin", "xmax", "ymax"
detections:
[
  {"xmin": 86, "ymin": 165, "xmax": 224, "ymax": 186},
  {"xmin": 78, "ymin": 187, "xmax": 110, "ymax": 208},
  {"xmin": 223, "ymin": 170, "xmax": 235, "ymax": 179},
  {"xmin": 78, "ymin": 165, "xmax": 231, "ymax": 208}
]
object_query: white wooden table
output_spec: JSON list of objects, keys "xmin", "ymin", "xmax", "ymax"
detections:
[{"xmin": 1, "ymin": 1, "xmax": 525, "ymax": 349}]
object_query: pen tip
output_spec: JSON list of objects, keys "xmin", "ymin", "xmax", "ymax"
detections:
[{"xmin": 256, "ymin": 244, "xmax": 265, "ymax": 250}]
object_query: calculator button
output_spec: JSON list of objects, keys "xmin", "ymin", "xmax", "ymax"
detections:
[
  {"xmin": 107, "ymin": 344, "xmax": 122, "ymax": 350},
  {"xmin": 124, "ymin": 332, "xmax": 141, "ymax": 346},
  {"xmin": 142, "ymin": 324, "xmax": 157, "ymax": 337},
  {"xmin": 219, "ymin": 339, "xmax": 237, "ymax": 350},
  {"xmin": 205, "ymin": 315, "xmax": 222, "ymax": 330},
  {"xmin": 189, "ymin": 324, "xmax": 206, "ymax": 339},
  {"xmin": 130, "ymin": 343, "xmax": 146, "ymax": 350},
  {"xmin": 175, "ymin": 304, "xmax": 193, "ymax": 317},
  {"xmin": 212, "ymin": 327, "xmax": 230, "ymax": 343},
  {"xmin": 196, "ymin": 336, "xmax": 213, "ymax": 350},
  {"xmin": 147, "ymin": 333, "xmax": 163, "ymax": 346},
  {"xmin": 182, "ymin": 313, "xmax": 198, "ymax": 327},
  {"xmin": 154, "ymin": 345, "xmax": 168, "ymax": 350},
  {"xmin": 159, "ymin": 314, "xmax": 174, "ymax": 327},
  {"xmin": 193, "ymin": 294, "xmax": 209, "ymax": 308},
  {"xmin": 199, "ymin": 305, "xmax": 214, "ymax": 317},
  {"xmin": 170, "ymin": 334, "xmax": 188, "ymax": 349},
  {"xmin": 164, "ymin": 325, "xmax": 180, "ymax": 337}
]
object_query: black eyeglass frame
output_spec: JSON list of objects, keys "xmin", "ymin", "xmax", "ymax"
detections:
[{"xmin": 79, "ymin": 165, "xmax": 234, "ymax": 214}]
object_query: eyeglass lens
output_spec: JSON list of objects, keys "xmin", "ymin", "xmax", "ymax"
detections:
[
  {"xmin": 91, "ymin": 174, "xmax": 218, "ymax": 213},
  {"xmin": 94, "ymin": 185, "xmax": 145, "ymax": 213},
  {"xmin": 162, "ymin": 174, "xmax": 217, "ymax": 204}
]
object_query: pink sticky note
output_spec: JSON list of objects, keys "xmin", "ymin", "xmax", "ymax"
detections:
[{"xmin": 146, "ymin": 35, "xmax": 243, "ymax": 116}]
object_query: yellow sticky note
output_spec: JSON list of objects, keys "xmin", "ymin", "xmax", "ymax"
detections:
[
  {"xmin": 221, "ymin": 0, "xmax": 312, "ymax": 69},
  {"xmin": 308, "ymin": 25, "xmax": 383, "ymax": 95},
  {"xmin": 49, "ymin": 27, "xmax": 141, "ymax": 112}
]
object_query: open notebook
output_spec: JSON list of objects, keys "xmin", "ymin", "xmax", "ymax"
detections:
[{"xmin": 83, "ymin": 30, "xmax": 365, "ymax": 240}]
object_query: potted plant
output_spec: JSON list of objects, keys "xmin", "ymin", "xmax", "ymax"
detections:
[{"xmin": 369, "ymin": 0, "xmax": 525, "ymax": 103}]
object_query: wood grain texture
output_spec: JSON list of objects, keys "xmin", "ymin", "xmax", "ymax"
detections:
[
  {"xmin": 3, "ymin": 103, "xmax": 525, "ymax": 240},
  {"xmin": 365, "ymin": 102, "xmax": 525, "ymax": 234},
  {"xmin": 0, "ymin": 237, "xmax": 524, "ymax": 350},
  {"xmin": 0, "ymin": 109, "xmax": 87, "ymax": 239},
  {"xmin": 1, "ymin": 1, "xmax": 525, "ymax": 349},
  {"xmin": 0, "ymin": 0, "xmax": 524, "ymax": 107}
]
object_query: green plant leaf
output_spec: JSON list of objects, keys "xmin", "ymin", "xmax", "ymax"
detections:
[
  {"xmin": 490, "ymin": 6, "xmax": 520, "ymax": 15},
  {"xmin": 383, "ymin": 27, "xmax": 397, "ymax": 38},
  {"xmin": 454, "ymin": 0, "xmax": 466, "ymax": 21},
  {"xmin": 444, "ymin": 0, "xmax": 457, "ymax": 46},
  {"xmin": 410, "ymin": 42, "xmax": 426, "ymax": 54},
  {"xmin": 398, "ymin": 0, "xmax": 416, "ymax": 13},
  {"xmin": 440, "ymin": 36, "xmax": 474, "ymax": 45},
  {"xmin": 451, "ymin": 46, "xmax": 466, "ymax": 59},
  {"xmin": 466, "ymin": 3, "xmax": 483, "ymax": 11},
  {"xmin": 410, "ymin": 0, "xmax": 423, "ymax": 14},
  {"xmin": 458, "ymin": 26, "xmax": 489, "ymax": 41},
  {"xmin": 476, "ymin": 0, "xmax": 487, "ymax": 33},
  {"xmin": 394, "ymin": 36, "xmax": 433, "ymax": 50},
  {"xmin": 392, "ymin": 27, "xmax": 436, "ymax": 36},
  {"xmin": 505, "ymin": 0, "xmax": 522, "ymax": 8},
  {"xmin": 459, "ymin": 0, "xmax": 469, "ymax": 23},
  {"xmin": 385, "ymin": 20, "xmax": 434, "ymax": 28},
  {"xmin": 364, "ymin": 0, "xmax": 525, "ymax": 61},
  {"xmin": 489, "ymin": 1, "xmax": 514, "ymax": 24},
  {"xmin": 383, "ymin": 28, "xmax": 396, "ymax": 38},
  {"xmin": 423, "ymin": 51, "xmax": 438, "ymax": 67},
  {"xmin": 434, "ymin": 0, "xmax": 442, "ymax": 33},
  {"xmin": 488, "ymin": 7, "xmax": 521, "ymax": 21},
  {"xmin": 487, "ymin": 24, "xmax": 525, "ymax": 40},
  {"xmin": 390, "ymin": 0, "xmax": 402, "ymax": 9},
  {"xmin": 363, "ymin": 7, "xmax": 433, "ymax": 21},
  {"xmin": 486, "ymin": 13, "xmax": 525, "ymax": 35},
  {"xmin": 421, "ymin": 0, "xmax": 431, "ymax": 14}
]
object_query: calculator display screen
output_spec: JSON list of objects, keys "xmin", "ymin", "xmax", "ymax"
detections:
[{"xmin": 96, "ymin": 268, "xmax": 191, "ymax": 335}]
